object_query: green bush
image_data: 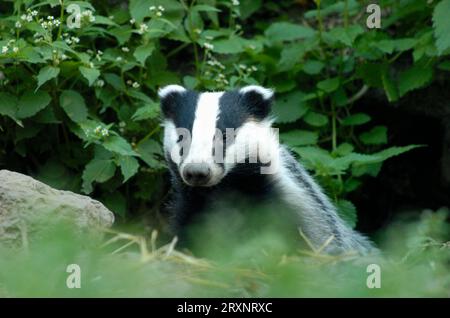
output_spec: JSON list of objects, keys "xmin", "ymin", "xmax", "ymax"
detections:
[{"xmin": 0, "ymin": 0, "xmax": 449, "ymax": 225}]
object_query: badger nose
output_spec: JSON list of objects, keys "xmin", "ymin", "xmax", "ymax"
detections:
[{"xmin": 182, "ymin": 163, "xmax": 211, "ymax": 186}]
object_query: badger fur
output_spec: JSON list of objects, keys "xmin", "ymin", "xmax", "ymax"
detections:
[{"xmin": 159, "ymin": 84, "xmax": 376, "ymax": 255}]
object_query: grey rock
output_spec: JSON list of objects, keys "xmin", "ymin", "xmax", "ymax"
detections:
[{"xmin": 0, "ymin": 170, "xmax": 114, "ymax": 246}]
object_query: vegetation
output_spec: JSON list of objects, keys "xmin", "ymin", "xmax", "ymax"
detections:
[{"xmin": 0, "ymin": 0, "xmax": 449, "ymax": 297}]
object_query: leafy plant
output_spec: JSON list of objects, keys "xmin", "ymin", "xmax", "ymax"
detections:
[{"xmin": 0, "ymin": 0, "xmax": 448, "ymax": 227}]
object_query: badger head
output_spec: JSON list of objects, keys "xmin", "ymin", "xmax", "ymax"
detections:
[{"xmin": 159, "ymin": 84, "xmax": 279, "ymax": 187}]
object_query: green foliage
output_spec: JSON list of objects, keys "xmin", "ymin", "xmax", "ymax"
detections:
[{"xmin": 0, "ymin": 0, "xmax": 448, "ymax": 225}]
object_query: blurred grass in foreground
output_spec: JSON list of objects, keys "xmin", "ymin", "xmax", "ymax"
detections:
[{"xmin": 0, "ymin": 207, "xmax": 448, "ymax": 297}]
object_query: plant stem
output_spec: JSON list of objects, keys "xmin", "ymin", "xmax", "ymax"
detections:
[
  {"xmin": 331, "ymin": 102, "xmax": 337, "ymax": 152},
  {"xmin": 344, "ymin": 0, "xmax": 349, "ymax": 28}
]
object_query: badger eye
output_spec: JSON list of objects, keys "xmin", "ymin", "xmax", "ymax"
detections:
[{"xmin": 176, "ymin": 135, "xmax": 183, "ymax": 143}]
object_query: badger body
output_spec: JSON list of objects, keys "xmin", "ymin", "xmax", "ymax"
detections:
[{"xmin": 159, "ymin": 84, "xmax": 375, "ymax": 255}]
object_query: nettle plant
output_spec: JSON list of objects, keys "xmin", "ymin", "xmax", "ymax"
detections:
[{"xmin": 0, "ymin": 0, "xmax": 449, "ymax": 225}]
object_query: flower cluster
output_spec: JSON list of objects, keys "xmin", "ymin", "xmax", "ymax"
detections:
[
  {"xmin": 126, "ymin": 80, "xmax": 140, "ymax": 88},
  {"xmin": 40, "ymin": 15, "xmax": 61, "ymax": 30},
  {"xmin": 94, "ymin": 126, "xmax": 109, "ymax": 137},
  {"xmin": 94, "ymin": 79, "xmax": 105, "ymax": 88},
  {"xmin": 61, "ymin": 32, "xmax": 80, "ymax": 45},
  {"xmin": 138, "ymin": 23, "xmax": 148, "ymax": 35},
  {"xmin": 1, "ymin": 39, "xmax": 18, "ymax": 54},
  {"xmin": 238, "ymin": 63, "xmax": 257, "ymax": 75},
  {"xmin": 149, "ymin": 5, "xmax": 165, "ymax": 17},
  {"xmin": 20, "ymin": 9, "xmax": 38, "ymax": 23},
  {"xmin": 203, "ymin": 42, "xmax": 214, "ymax": 50},
  {"xmin": 80, "ymin": 10, "xmax": 96, "ymax": 23}
]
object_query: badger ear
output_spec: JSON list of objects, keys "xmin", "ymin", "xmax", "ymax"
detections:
[
  {"xmin": 239, "ymin": 85, "xmax": 274, "ymax": 119},
  {"xmin": 158, "ymin": 85, "xmax": 186, "ymax": 118}
]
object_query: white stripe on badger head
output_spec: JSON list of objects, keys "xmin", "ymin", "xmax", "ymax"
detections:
[
  {"xmin": 158, "ymin": 85, "xmax": 186, "ymax": 99},
  {"xmin": 163, "ymin": 120, "xmax": 181, "ymax": 163},
  {"xmin": 183, "ymin": 92, "xmax": 223, "ymax": 165}
]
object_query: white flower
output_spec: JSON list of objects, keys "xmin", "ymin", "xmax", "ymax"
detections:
[
  {"xmin": 121, "ymin": 47, "xmax": 129, "ymax": 52},
  {"xmin": 204, "ymin": 42, "xmax": 214, "ymax": 50},
  {"xmin": 232, "ymin": 0, "xmax": 240, "ymax": 6},
  {"xmin": 149, "ymin": 6, "xmax": 156, "ymax": 11},
  {"xmin": 21, "ymin": 14, "xmax": 27, "ymax": 21},
  {"xmin": 205, "ymin": 35, "xmax": 214, "ymax": 40},
  {"xmin": 71, "ymin": 36, "xmax": 80, "ymax": 43},
  {"xmin": 158, "ymin": 6, "xmax": 165, "ymax": 11},
  {"xmin": 1, "ymin": 46, "xmax": 8, "ymax": 54},
  {"xmin": 26, "ymin": 15, "xmax": 33, "ymax": 22},
  {"xmin": 94, "ymin": 126, "xmax": 102, "ymax": 134},
  {"xmin": 15, "ymin": 21, "xmax": 22, "ymax": 28},
  {"xmin": 53, "ymin": 19, "xmax": 61, "ymax": 26},
  {"xmin": 101, "ymin": 128, "xmax": 109, "ymax": 137},
  {"xmin": 116, "ymin": 56, "xmax": 122, "ymax": 61},
  {"xmin": 61, "ymin": 54, "xmax": 68, "ymax": 60},
  {"xmin": 239, "ymin": 64, "xmax": 247, "ymax": 70},
  {"xmin": 156, "ymin": 11, "xmax": 162, "ymax": 17},
  {"xmin": 95, "ymin": 79, "xmax": 105, "ymax": 87},
  {"xmin": 47, "ymin": 15, "xmax": 54, "ymax": 20},
  {"xmin": 12, "ymin": 47, "xmax": 19, "ymax": 53},
  {"xmin": 251, "ymin": 66, "xmax": 257, "ymax": 71},
  {"xmin": 138, "ymin": 23, "xmax": 148, "ymax": 34},
  {"xmin": 129, "ymin": 18, "xmax": 135, "ymax": 24},
  {"xmin": 89, "ymin": 62, "xmax": 94, "ymax": 68},
  {"xmin": 132, "ymin": 82, "xmax": 140, "ymax": 88},
  {"xmin": 31, "ymin": 10, "xmax": 38, "ymax": 16},
  {"xmin": 126, "ymin": 80, "xmax": 132, "ymax": 85}
]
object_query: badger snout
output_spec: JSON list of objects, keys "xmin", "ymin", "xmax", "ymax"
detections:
[{"xmin": 182, "ymin": 163, "xmax": 212, "ymax": 186}]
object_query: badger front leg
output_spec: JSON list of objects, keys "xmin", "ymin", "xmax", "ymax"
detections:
[{"xmin": 274, "ymin": 146, "xmax": 375, "ymax": 255}]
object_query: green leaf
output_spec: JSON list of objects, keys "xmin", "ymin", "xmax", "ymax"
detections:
[
  {"xmin": 280, "ymin": 130, "xmax": 318, "ymax": 147},
  {"xmin": 433, "ymin": 0, "xmax": 450, "ymax": 55},
  {"xmin": 192, "ymin": 4, "xmax": 221, "ymax": 12},
  {"xmin": 211, "ymin": 36, "xmax": 246, "ymax": 54},
  {"xmin": 82, "ymin": 159, "xmax": 116, "ymax": 194},
  {"xmin": 0, "ymin": 93, "xmax": 21, "ymax": 125},
  {"xmin": 337, "ymin": 200, "xmax": 357, "ymax": 228},
  {"xmin": 134, "ymin": 42, "xmax": 155, "ymax": 66},
  {"xmin": 359, "ymin": 126, "xmax": 388, "ymax": 145},
  {"xmin": 277, "ymin": 44, "xmax": 307, "ymax": 72},
  {"xmin": 324, "ymin": 25, "xmax": 364, "ymax": 46},
  {"xmin": 59, "ymin": 90, "xmax": 88, "ymax": 123},
  {"xmin": 79, "ymin": 66, "xmax": 100, "ymax": 86},
  {"xmin": 132, "ymin": 102, "xmax": 160, "ymax": 121},
  {"xmin": 341, "ymin": 113, "xmax": 371, "ymax": 126},
  {"xmin": 136, "ymin": 139, "xmax": 164, "ymax": 168},
  {"xmin": 102, "ymin": 135, "xmax": 138, "ymax": 156},
  {"xmin": 16, "ymin": 91, "xmax": 51, "ymax": 119},
  {"xmin": 303, "ymin": 112, "xmax": 328, "ymax": 127},
  {"xmin": 317, "ymin": 77, "xmax": 340, "ymax": 93},
  {"xmin": 36, "ymin": 66, "xmax": 59, "ymax": 90},
  {"xmin": 118, "ymin": 156, "xmax": 140, "ymax": 182},
  {"xmin": 272, "ymin": 91, "xmax": 309, "ymax": 123},
  {"xmin": 104, "ymin": 73, "xmax": 126, "ymax": 91},
  {"xmin": 382, "ymin": 70, "xmax": 399, "ymax": 102},
  {"xmin": 398, "ymin": 64, "xmax": 433, "ymax": 97},
  {"xmin": 265, "ymin": 22, "xmax": 315, "ymax": 42},
  {"xmin": 303, "ymin": 60, "xmax": 324, "ymax": 75}
]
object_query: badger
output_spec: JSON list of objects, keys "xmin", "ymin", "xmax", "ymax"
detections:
[{"xmin": 158, "ymin": 84, "xmax": 376, "ymax": 255}]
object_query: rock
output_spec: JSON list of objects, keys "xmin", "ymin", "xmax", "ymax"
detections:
[{"xmin": 0, "ymin": 170, "xmax": 114, "ymax": 246}]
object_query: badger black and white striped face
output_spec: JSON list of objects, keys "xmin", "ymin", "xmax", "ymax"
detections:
[{"xmin": 159, "ymin": 84, "xmax": 279, "ymax": 187}]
